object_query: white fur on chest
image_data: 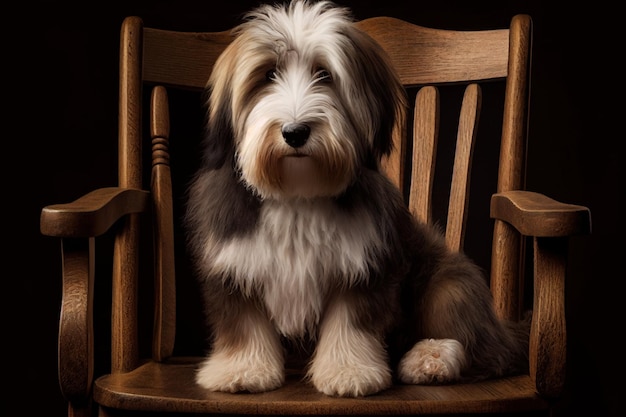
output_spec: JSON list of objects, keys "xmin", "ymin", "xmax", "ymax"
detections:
[{"xmin": 211, "ymin": 199, "xmax": 381, "ymax": 337}]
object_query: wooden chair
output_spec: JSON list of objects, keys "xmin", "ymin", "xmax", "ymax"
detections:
[{"xmin": 40, "ymin": 12, "xmax": 592, "ymax": 417}]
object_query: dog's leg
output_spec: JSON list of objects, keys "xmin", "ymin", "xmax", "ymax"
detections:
[
  {"xmin": 196, "ymin": 300, "xmax": 284, "ymax": 393},
  {"xmin": 307, "ymin": 293, "xmax": 392, "ymax": 397},
  {"xmin": 397, "ymin": 265, "xmax": 471, "ymax": 385},
  {"xmin": 398, "ymin": 251, "xmax": 524, "ymax": 384}
]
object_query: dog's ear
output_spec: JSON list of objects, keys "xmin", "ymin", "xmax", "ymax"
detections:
[
  {"xmin": 201, "ymin": 43, "xmax": 238, "ymax": 170},
  {"xmin": 201, "ymin": 88, "xmax": 234, "ymax": 170},
  {"xmin": 346, "ymin": 28, "xmax": 407, "ymax": 163}
]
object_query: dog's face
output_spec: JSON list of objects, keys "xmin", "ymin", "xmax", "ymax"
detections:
[{"xmin": 204, "ymin": 0, "xmax": 406, "ymax": 200}]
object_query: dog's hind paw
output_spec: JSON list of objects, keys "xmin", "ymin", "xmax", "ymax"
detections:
[
  {"xmin": 195, "ymin": 351, "xmax": 284, "ymax": 393},
  {"xmin": 397, "ymin": 338, "xmax": 466, "ymax": 384}
]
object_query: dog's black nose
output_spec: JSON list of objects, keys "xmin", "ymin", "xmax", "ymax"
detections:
[{"xmin": 282, "ymin": 123, "xmax": 311, "ymax": 148}]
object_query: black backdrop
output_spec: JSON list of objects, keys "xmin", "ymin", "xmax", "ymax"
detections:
[{"xmin": 6, "ymin": 1, "xmax": 621, "ymax": 416}]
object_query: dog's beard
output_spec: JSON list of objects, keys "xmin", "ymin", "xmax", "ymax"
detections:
[
  {"xmin": 278, "ymin": 155, "xmax": 330, "ymax": 198},
  {"xmin": 236, "ymin": 117, "xmax": 357, "ymax": 200}
]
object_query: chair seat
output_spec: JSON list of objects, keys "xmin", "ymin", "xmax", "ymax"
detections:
[{"xmin": 94, "ymin": 357, "xmax": 550, "ymax": 415}]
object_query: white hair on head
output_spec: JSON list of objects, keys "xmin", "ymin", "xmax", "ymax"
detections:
[{"xmin": 204, "ymin": 0, "xmax": 405, "ymax": 200}]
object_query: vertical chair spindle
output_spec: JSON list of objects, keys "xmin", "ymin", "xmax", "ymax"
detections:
[
  {"xmin": 150, "ymin": 86, "xmax": 176, "ymax": 361},
  {"xmin": 409, "ymin": 86, "xmax": 439, "ymax": 226},
  {"xmin": 446, "ymin": 83, "xmax": 481, "ymax": 252}
]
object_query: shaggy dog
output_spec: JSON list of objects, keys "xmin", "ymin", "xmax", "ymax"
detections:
[{"xmin": 185, "ymin": 0, "xmax": 528, "ymax": 397}]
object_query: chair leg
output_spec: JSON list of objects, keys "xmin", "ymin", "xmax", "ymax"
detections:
[
  {"xmin": 59, "ymin": 238, "xmax": 95, "ymax": 417},
  {"xmin": 530, "ymin": 236, "xmax": 567, "ymax": 398},
  {"xmin": 68, "ymin": 399, "xmax": 93, "ymax": 417}
]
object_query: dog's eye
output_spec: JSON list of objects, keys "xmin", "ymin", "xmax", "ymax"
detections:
[
  {"xmin": 315, "ymin": 68, "xmax": 332, "ymax": 83},
  {"xmin": 265, "ymin": 68, "xmax": 278, "ymax": 81}
]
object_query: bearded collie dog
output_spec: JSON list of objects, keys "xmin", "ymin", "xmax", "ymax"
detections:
[{"xmin": 185, "ymin": 0, "xmax": 528, "ymax": 397}]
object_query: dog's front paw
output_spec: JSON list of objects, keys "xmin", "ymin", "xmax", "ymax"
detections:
[
  {"xmin": 398, "ymin": 338, "xmax": 466, "ymax": 384},
  {"xmin": 308, "ymin": 361, "xmax": 392, "ymax": 397},
  {"xmin": 309, "ymin": 295, "xmax": 392, "ymax": 396},
  {"xmin": 307, "ymin": 333, "xmax": 392, "ymax": 396},
  {"xmin": 196, "ymin": 350, "xmax": 284, "ymax": 393}
]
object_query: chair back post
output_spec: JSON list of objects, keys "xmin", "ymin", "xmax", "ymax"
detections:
[
  {"xmin": 111, "ymin": 16, "xmax": 144, "ymax": 373},
  {"xmin": 490, "ymin": 14, "xmax": 533, "ymax": 321}
]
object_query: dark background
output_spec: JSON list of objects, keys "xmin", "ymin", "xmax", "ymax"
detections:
[{"xmin": 6, "ymin": 1, "xmax": 622, "ymax": 416}]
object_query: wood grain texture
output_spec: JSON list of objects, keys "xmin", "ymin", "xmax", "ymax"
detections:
[
  {"xmin": 119, "ymin": 16, "xmax": 143, "ymax": 190},
  {"xmin": 491, "ymin": 190, "xmax": 592, "ymax": 237},
  {"xmin": 141, "ymin": 16, "xmax": 509, "ymax": 92},
  {"xmin": 446, "ymin": 84, "xmax": 481, "ymax": 252},
  {"xmin": 40, "ymin": 187, "xmax": 149, "ymax": 238},
  {"xmin": 496, "ymin": 14, "xmax": 531, "ymax": 194},
  {"xmin": 143, "ymin": 28, "xmax": 233, "ymax": 90},
  {"xmin": 490, "ymin": 220, "xmax": 523, "ymax": 321},
  {"xmin": 58, "ymin": 238, "xmax": 95, "ymax": 401},
  {"xmin": 408, "ymin": 86, "xmax": 438, "ymax": 225},
  {"xmin": 150, "ymin": 86, "xmax": 176, "ymax": 361},
  {"xmin": 94, "ymin": 359, "xmax": 549, "ymax": 415},
  {"xmin": 489, "ymin": 13, "xmax": 532, "ymax": 323},
  {"xmin": 111, "ymin": 16, "xmax": 145, "ymax": 376},
  {"xmin": 356, "ymin": 17, "xmax": 509, "ymax": 87},
  {"xmin": 111, "ymin": 215, "xmax": 141, "ymax": 373},
  {"xmin": 530, "ymin": 237, "xmax": 567, "ymax": 398}
]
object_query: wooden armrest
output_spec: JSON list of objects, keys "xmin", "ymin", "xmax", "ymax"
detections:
[
  {"xmin": 491, "ymin": 190, "xmax": 591, "ymax": 397},
  {"xmin": 490, "ymin": 190, "xmax": 591, "ymax": 237},
  {"xmin": 40, "ymin": 187, "xmax": 150, "ymax": 238}
]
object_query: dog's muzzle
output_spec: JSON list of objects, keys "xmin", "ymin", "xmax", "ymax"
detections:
[{"xmin": 282, "ymin": 123, "xmax": 311, "ymax": 148}]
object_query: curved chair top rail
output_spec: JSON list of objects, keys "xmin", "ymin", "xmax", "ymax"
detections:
[{"xmin": 141, "ymin": 16, "xmax": 511, "ymax": 91}]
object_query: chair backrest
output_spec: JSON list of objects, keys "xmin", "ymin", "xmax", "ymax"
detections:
[{"xmin": 112, "ymin": 13, "xmax": 532, "ymax": 372}]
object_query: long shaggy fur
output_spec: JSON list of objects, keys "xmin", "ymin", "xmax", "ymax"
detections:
[{"xmin": 185, "ymin": 0, "xmax": 529, "ymax": 397}]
